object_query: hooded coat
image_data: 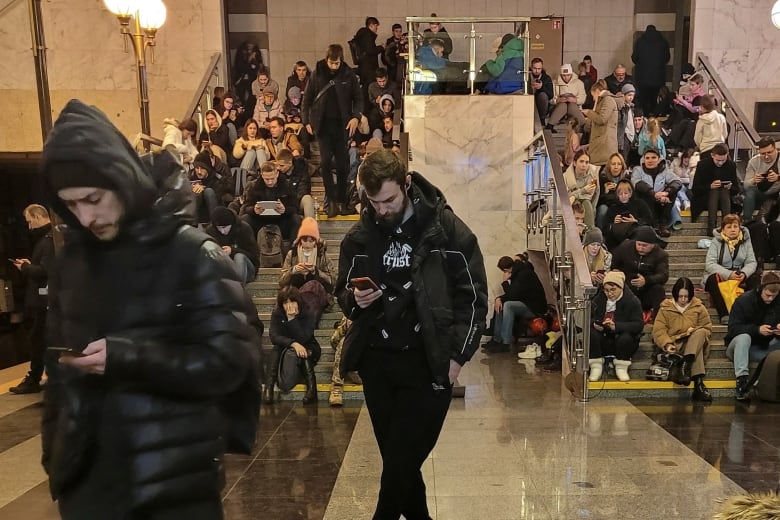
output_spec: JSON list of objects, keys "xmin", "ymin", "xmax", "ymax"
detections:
[
  {"xmin": 335, "ymin": 172, "xmax": 488, "ymax": 384},
  {"xmin": 354, "ymin": 26, "xmax": 384, "ymax": 85},
  {"xmin": 19, "ymin": 223, "xmax": 54, "ymax": 311},
  {"xmin": 694, "ymin": 110, "xmax": 728, "ymax": 153},
  {"xmin": 39, "ymin": 99, "xmax": 259, "ymax": 516},
  {"xmin": 652, "ymin": 297, "xmax": 712, "ymax": 349},
  {"xmin": 631, "ymin": 25, "xmax": 671, "ymax": 88},
  {"xmin": 204, "ymin": 210, "xmax": 259, "ymax": 270},
  {"xmin": 586, "ymin": 92, "xmax": 625, "ymax": 165}
]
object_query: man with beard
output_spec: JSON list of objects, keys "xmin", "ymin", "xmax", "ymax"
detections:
[
  {"xmin": 302, "ymin": 44, "xmax": 363, "ymax": 218},
  {"xmin": 8, "ymin": 204, "xmax": 54, "ymax": 394},
  {"xmin": 335, "ymin": 149, "xmax": 488, "ymax": 520}
]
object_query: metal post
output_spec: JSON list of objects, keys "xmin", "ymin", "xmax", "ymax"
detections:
[
  {"xmin": 579, "ymin": 297, "xmax": 592, "ymax": 401},
  {"xmin": 732, "ymin": 123, "xmax": 741, "ymax": 163},
  {"xmin": 467, "ymin": 22, "xmax": 477, "ymax": 95},
  {"xmin": 28, "ymin": 0, "xmax": 52, "ymax": 142},
  {"xmin": 128, "ymin": 14, "xmax": 151, "ymax": 145}
]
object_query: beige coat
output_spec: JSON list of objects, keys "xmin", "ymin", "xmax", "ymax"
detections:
[
  {"xmin": 563, "ymin": 163, "xmax": 600, "ymax": 207},
  {"xmin": 652, "ymin": 297, "xmax": 712, "ymax": 349},
  {"xmin": 554, "ymin": 75, "xmax": 586, "ymax": 106},
  {"xmin": 585, "ymin": 92, "xmax": 624, "ymax": 166}
]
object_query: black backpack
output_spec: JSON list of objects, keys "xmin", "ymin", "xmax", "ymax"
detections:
[
  {"xmin": 348, "ymin": 37, "xmax": 364, "ymax": 65},
  {"xmin": 258, "ymin": 224, "xmax": 283, "ymax": 268}
]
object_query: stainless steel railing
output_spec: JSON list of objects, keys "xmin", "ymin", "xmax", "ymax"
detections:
[{"xmin": 524, "ymin": 129, "xmax": 597, "ymax": 401}]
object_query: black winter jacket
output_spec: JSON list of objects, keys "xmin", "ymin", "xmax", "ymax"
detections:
[
  {"xmin": 39, "ymin": 100, "xmax": 259, "ymax": 514},
  {"xmin": 725, "ymin": 289, "xmax": 780, "ymax": 347},
  {"xmin": 499, "ymin": 259, "xmax": 547, "ymax": 316},
  {"xmin": 591, "ymin": 288, "xmax": 644, "ymax": 336},
  {"xmin": 631, "ymin": 26, "xmax": 671, "ymax": 88},
  {"xmin": 354, "ymin": 26, "xmax": 383, "ymax": 80},
  {"xmin": 301, "ymin": 60, "xmax": 363, "ymax": 134},
  {"xmin": 269, "ymin": 306, "xmax": 320, "ymax": 355},
  {"xmin": 205, "ymin": 212, "xmax": 259, "ymax": 269},
  {"xmin": 611, "ymin": 239, "xmax": 670, "ymax": 289},
  {"xmin": 283, "ymin": 157, "xmax": 312, "ymax": 207},
  {"xmin": 335, "ymin": 172, "xmax": 488, "ymax": 384},
  {"xmin": 690, "ymin": 158, "xmax": 740, "ymax": 221},
  {"xmin": 19, "ymin": 223, "xmax": 54, "ymax": 311},
  {"xmin": 240, "ymin": 176, "xmax": 298, "ymax": 218}
]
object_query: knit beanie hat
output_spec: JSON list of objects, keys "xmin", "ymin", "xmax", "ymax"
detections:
[
  {"xmin": 583, "ymin": 228, "xmax": 604, "ymax": 247},
  {"xmin": 632, "ymin": 225, "xmax": 659, "ymax": 244},
  {"xmin": 47, "ymin": 160, "xmax": 118, "ymax": 193},
  {"xmin": 296, "ymin": 217, "xmax": 320, "ymax": 241},
  {"xmin": 761, "ymin": 270, "xmax": 780, "ymax": 288},
  {"xmin": 193, "ymin": 150, "xmax": 212, "ymax": 171},
  {"xmin": 603, "ymin": 271, "xmax": 625, "ymax": 289},
  {"xmin": 287, "ymin": 86, "xmax": 301, "ymax": 100},
  {"xmin": 621, "ymin": 83, "xmax": 636, "ymax": 95},
  {"xmin": 212, "ymin": 206, "xmax": 235, "ymax": 227}
]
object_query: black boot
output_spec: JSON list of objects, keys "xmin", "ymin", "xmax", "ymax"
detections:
[
  {"xmin": 691, "ymin": 375, "xmax": 713, "ymax": 402},
  {"xmin": 326, "ymin": 200, "xmax": 339, "ymax": 218},
  {"xmin": 735, "ymin": 375, "xmax": 751, "ymax": 402},
  {"xmin": 674, "ymin": 354, "xmax": 695, "ymax": 386},
  {"xmin": 302, "ymin": 359, "xmax": 318, "ymax": 405},
  {"xmin": 9, "ymin": 372, "xmax": 42, "ymax": 394},
  {"xmin": 262, "ymin": 379, "xmax": 275, "ymax": 404}
]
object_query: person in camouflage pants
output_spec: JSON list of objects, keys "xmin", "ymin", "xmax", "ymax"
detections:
[{"xmin": 329, "ymin": 316, "xmax": 362, "ymax": 406}]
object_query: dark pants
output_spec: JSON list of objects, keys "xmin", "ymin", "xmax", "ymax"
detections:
[
  {"xmin": 636, "ymin": 191, "xmax": 672, "ymax": 228},
  {"xmin": 707, "ymin": 187, "xmax": 731, "ymax": 232},
  {"xmin": 630, "ymin": 283, "xmax": 666, "ymax": 315},
  {"xmin": 359, "ymin": 347, "xmax": 452, "ymax": 520},
  {"xmin": 535, "ymin": 92, "xmax": 550, "ymax": 123},
  {"xmin": 26, "ymin": 306, "xmax": 47, "ymax": 380},
  {"xmin": 265, "ymin": 342, "xmax": 321, "ymax": 386},
  {"xmin": 589, "ymin": 329, "xmax": 639, "ymax": 360},
  {"xmin": 317, "ymin": 117, "xmax": 350, "ymax": 204},
  {"xmin": 637, "ymin": 85, "xmax": 661, "ymax": 116}
]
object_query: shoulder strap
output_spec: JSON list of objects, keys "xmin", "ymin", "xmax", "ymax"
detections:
[
  {"xmin": 718, "ymin": 241, "xmax": 726, "ymax": 267},
  {"xmin": 312, "ymin": 80, "xmax": 336, "ymax": 107}
]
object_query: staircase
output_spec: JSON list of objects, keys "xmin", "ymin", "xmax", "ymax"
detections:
[
  {"xmin": 591, "ymin": 213, "xmax": 761, "ymax": 397},
  {"xmin": 245, "ymin": 144, "xmax": 364, "ymax": 401}
]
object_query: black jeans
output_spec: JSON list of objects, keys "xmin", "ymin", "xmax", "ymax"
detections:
[
  {"xmin": 26, "ymin": 306, "xmax": 47, "ymax": 380},
  {"xmin": 359, "ymin": 347, "xmax": 452, "ymax": 520},
  {"xmin": 707, "ymin": 187, "xmax": 731, "ymax": 232},
  {"xmin": 317, "ymin": 117, "xmax": 350, "ymax": 204},
  {"xmin": 589, "ymin": 328, "xmax": 639, "ymax": 360},
  {"xmin": 629, "ymin": 283, "xmax": 666, "ymax": 315}
]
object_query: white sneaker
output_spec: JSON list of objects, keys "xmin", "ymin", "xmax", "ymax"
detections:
[
  {"xmin": 517, "ymin": 343, "xmax": 541, "ymax": 359},
  {"xmin": 683, "ymin": 200, "xmax": 691, "ymax": 211}
]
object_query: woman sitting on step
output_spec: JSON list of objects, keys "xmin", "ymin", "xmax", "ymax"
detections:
[
  {"xmin": 602, "ymin": 180, "xmax": 654, "ymax": 250},
  {"xmin": 265, "ymin": 286, "xmax": 321, "ymax": 405},
  {"xmin": 279, "ymin": 217, "xmax": 336, "ymax": 325},
  {"xmin": 651, "ymin": 277, "xmax": 713, "ymax": 401},
  {"xmin": 589, "ymin": 271, "xmax": 644, "ymax": 382},
  {"xmin": 703, "ymin": 213, "xmax": 759, "ymax": 325}
]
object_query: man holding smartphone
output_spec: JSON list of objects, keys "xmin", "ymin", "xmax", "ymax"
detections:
[
  {"xmin": 8, "ymin": 204, "xmax": 54, "ymax": 394},
  {"xmin": 335, "ymin": 149, "xmax": 488, "ymax": 520},
  {"xmin": 38, "ymin": 99, "xmax": 260, "ymax": 518},
  {"xmin": 690, "ymin": 143, "xmax": 739, "ymax": 232}
]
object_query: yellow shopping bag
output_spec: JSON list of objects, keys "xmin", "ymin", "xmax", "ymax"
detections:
[{"xmin": 717, "ymin": 276, "xmax": 744, "ymax": 313}]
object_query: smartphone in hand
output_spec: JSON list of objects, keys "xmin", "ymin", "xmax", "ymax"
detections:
[
  {"xmin": 48, "ymin": 347, "xmax": 86, "ymax": 357},
  {"xmin": 350, "ymin": 277, "xmax": 380, "ymax": 291}
]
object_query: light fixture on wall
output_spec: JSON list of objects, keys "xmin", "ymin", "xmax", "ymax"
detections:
[
  {"xmin": 103, "ymin": 0, "xmax": 167, "ymax": 143},
  {"xmin": 772, "ymin": 0, "xmax": 780, "ymax": 29}
]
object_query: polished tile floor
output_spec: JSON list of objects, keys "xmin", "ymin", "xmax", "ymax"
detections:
[{"xmin": 0, "ymin": 350, "xmax": 778, "ymax": 519}]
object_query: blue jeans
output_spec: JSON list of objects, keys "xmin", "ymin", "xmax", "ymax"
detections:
[
  {"xmin": 596, "ymin": 204, "xmax": 609, "ymax": 230},
  {"xmin": 726, "ymin": 334, "xmax": 780, "ymax": 377},
  {"xmin": 233, "ymin": 252, "xmax": 256, "ymax": 286},
  {"xmin": 493, "ymin": 301, "xmax": 535, "ymax": 344},
  {"xmin": 195, "ymin": 187, "xmax": 219, "ymax": 223},
  {"xmin": 239, "ymin": 148, "xmax": 267, "ymax": 172}
]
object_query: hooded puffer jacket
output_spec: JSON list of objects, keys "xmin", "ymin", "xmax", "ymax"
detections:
[
  {"xmin": 694, "ymin": 110, "xmax": 728, "ymax": 153},
  {"xmin": 40, "ymin": 99, "xmax": 259, "ymax": 517}
]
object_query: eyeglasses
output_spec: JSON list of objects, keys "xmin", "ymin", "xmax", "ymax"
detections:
[{"xmin": 300, "ymin": 236, "xmax": 316, "ymax": 243}]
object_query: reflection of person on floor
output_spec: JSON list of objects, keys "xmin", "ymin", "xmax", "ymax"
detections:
[{"xmin": 335, "ymin": 149, "xmax": 488, "ymax": 520}]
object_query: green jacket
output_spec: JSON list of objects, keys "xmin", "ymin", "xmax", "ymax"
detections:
[{"xmin": 486, "ymin": 38, "xmax": 524, "ymax": 77}]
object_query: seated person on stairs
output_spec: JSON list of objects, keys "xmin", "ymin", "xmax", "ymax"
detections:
[
  {"xmin": 631, "ymin": 148, "xmax": 682, "ymax": 237},
  {"xmin": 205, "ymin": 207, "xmax": 259, "ymax": 286},
  {"xmin": 191, "ymin": 150, "xmax": 234, "ymax": 224},
  {"xmin": 480, "ymin": 34, "xmax": 525, "ymax": 95},
  {"xmin": 583, "ymin": 228, "xmax": 612, "ymax": 288},
  {"xmin": 279, "ymin": 217, "xmax": 336, "ymax": 324},
  {"xmin": 741, "ymin": 136, "xmax": 780, "ymax": 224},
  {"xmin": 240, "ymin": 161, "xmax": 301, "ymax": 248},
  {"xmin": 725, "ymin": 270, "xmax": 780, "ymax": 402},
  {"xmin": 703, "ymin": 213, "xmax": 759, "ymax": 325},
  {"xmin": 483, "ymin": 253, "xmax": 547, "ymax": 353},
  {"xmin": 546, "ymin": 64, "xmax": 586, "ymax": 131},
  {"xmin": 265, "ymin": 116, "xmax": 303, "ymax": 159},
  {"xmin": 275, "ymin": 149, "xmax": 315, "ymax": 219},
  {"xmin": 589, "ymin": 271, "xmax": 644, "ymax": 382},
  {"xmin": 652, "ymin": 277, "xmax": 713, "ymax": 401},
  {"xmin": 233, "ymin": 118, "xmax": 269, "ymax": 176},
  {"xmin": 264, "ymin": 286, "xmax": 321, "ymax": 405},
  {"xmin": 602, "ymin": 180, "xmax": 654, "ymax": 250},
  {"xmin": 690, "ymin": 143, "xmax": 740, "ymax": 233},
  {"xmin": 610, "ymin": 225, "xmax": 669, "ymax": 320}
]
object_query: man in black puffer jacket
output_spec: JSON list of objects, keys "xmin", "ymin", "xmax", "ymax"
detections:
[
  {"xmin": 40, "ymin": 99, "xmax": 260, "ymax": 520},
  {"xmin": 335, "ymin": 150, "xmax": 488, "ymax": 520}
]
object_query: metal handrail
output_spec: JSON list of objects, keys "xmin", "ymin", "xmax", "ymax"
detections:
[
  {"xmin": 181, "ymin": 52, "xmax": 222, "ymax": 124},
  {"xmin": 696, "ymin": 53, "xmax": 761, "ymax": 159}
]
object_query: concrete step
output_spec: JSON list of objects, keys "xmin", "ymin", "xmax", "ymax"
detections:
[{"xmin": 625, "ymin": 358, "xmax": 750, "ymax": 381}]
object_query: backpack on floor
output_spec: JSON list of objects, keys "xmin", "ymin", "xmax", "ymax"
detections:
[
  {"xmin": 258, "ymin": 224, "xmax": 283, "ymax": 268},
  {"xmin": 646, "ymin": 350, "xmax": 683, "ymax": 381},
  {"xmin": 755, "ymin": 350, "xmax": 780, "ymax": 402}
]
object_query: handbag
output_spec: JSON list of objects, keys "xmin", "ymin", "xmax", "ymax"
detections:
[
  {"xmin": 716, "ymin": 275, "xmax": 744, "ymax": 313},
  {"xmin": 277, "ymin": 346, "xmax": 303, "ymax": 392}
]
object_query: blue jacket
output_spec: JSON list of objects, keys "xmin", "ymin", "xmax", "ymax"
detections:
[
  {"xmin": 630, "ymin": 161, "xmax": 682, "ymax": 200},
  {"xmin": 485, "ymin": 56, "xmax": 525, "ymax": 94}
]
